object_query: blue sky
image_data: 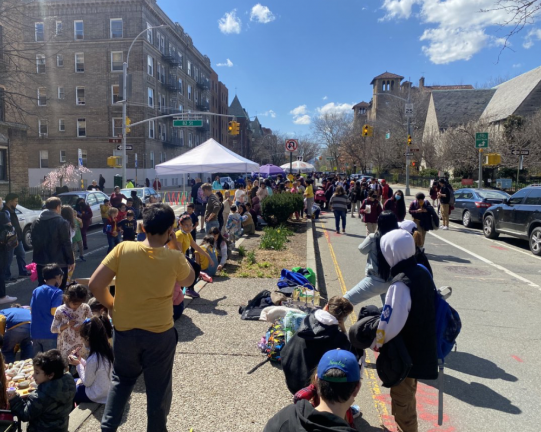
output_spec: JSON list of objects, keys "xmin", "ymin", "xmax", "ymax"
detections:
[{"xmin": 160, "ymin": 0, "xmax": 541, "ymax": 136}]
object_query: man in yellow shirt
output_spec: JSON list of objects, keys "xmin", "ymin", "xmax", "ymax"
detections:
[
  {"xmin": 304, "ymin": 179, "xmax": 315, "ymax": 219},
  {"xmin": 89, "ymin": 204, "xmax": 194, "ymax": 432}
]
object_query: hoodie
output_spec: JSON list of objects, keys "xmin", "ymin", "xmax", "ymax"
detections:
[
  {"xmin": 31, "ymin": 211, "xmax": 74, "ymax": 267},
  {"xmin": 9, "ymin": 372, "xmax": 76, "ymax": 432},
  {"xmin": 281, "ymin": 311, "xmax": 352, "ymax": 394},
  {"xmin": 377, "ymin": 229, "xmax": 438, "ymax": 380},
  {"xmin": 263, "ymin": 399, "xmax": 356, "ymax": 432}
]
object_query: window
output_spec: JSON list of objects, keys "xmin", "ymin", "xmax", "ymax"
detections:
[
  {"xmin": 159, "ymin": 33, "xmax": 165, "ymax": 53},
  {"xmin": 178, "ymin": 78, "xmax": 183, "ymax": 94},
  {"xmin": 59, "ymin": 119, "xmax": 65, "ymax": 131},
  {"xmin": 75, "ymin": 53, "xmax": 84, "ymax": 72},
  {"xmin": 39, "ymin": 150, "xmax": 48, "ymax": 168},
  {"xmin": 111, "ymin": 51, "xmax": 123, "ymax": 71},
  {"xmin": 110, "ymin": 19, "xmax": 122, "ymax": 39},
  {"xmin": 161, "ymin": 123, "xmax": 166, "ymax": 141},
  {"xmin": 188, "ymin": 132, "xmax": 193, "ymax": 148},
  {"xmin": 76, "ymin": 87, "xmax": 85, "ymax": 105},
  {"xmin": 146, "ymin": 22, "xmax": 153, "ymax": 43},
  {"xmin": 36, "ymin": 54, "xmax": 45, "ymax": 73},
  {"xmin": 111, "ymin": 85, "xmax": 122, "ymax": 104},
  {"xmin": 158, "ymin": 123, "xmax": 162, "ymax": 139},
  {"xmin": 147, "ymin": 55, "xmax": 153, "ymax": 76},
  {"xmin": 179, "ymin": 104, "xmax": 183, "ymax": 113},
  {"xmin": 194, "ymin": 91, "xmax": 198, "ymax": 103},
  {"xmin": 81, "ymin": 150, "xmax": 87, "ymax": 166},
  {"xmin": 38, "ymin": 87, "xmax": 47, "ymax": 106},
  {"xmin": 38, "ymin": 120, "xmax": 48, "ymax": 136},
  {"xmin": 525, "ymin": 189, "xmax": 541, "ymax": 205},
  {"xmin": 187, "ymin": 60, "xmax": 192, "ymax": 76},
  {"xmin": 57, "ymin": 86, "xmax": 64, "ymax": 100},
  {"xmin": 77, "ymin": 118, "xmax": 86, "ymax": 137},
  {"xmin": 35, "ymin": 22, "xmax": 44, "ymax": 41},
  {"xmin": 169, "ymin": 43, "xmax": 175, "ymax": 56},
  {"xmin": 187, "ymin": 85, "xmax": 192, "ymax": 101},
  {"xmin": 56, "ymin": 21, "xmax": 62, "ymax": 36},
  {"xmin": 509, "ymin": 189, "xmax": 529, "ymax": 205},
  {"xmin": 112, "ymin": 118, "xmax": 122, "ymax": 136},
  {"xmin": 74, "ymin": 20, "xmax": 84, "ymax": 40},
  {"xmin": 56, "ymin": 54, "xmax": 63, "ymax": 67},
  {"xmin": 150, "ymin": 151, "xmax": 155, "ymax": 168},
  {"xmin": 147, "ymin": 87, "xmax": 154, "ymax": 107},
  {"xmin": 157, "ymin": 63, "xmax": 164, "ymax": 83},
  {"xmin": 149, "ymin": 120, "xmax": 155, "ymax": 138},
  {"xmin": 177, "ymin": 52, "xmax": 183, "ymax": 69},
  {"xmin": 60, "ymin": 150, "xmax": 66, "ymax": 162},
  {"xmin": 160, "ymin": 94, "xmax": 165, "ymax": 111}
]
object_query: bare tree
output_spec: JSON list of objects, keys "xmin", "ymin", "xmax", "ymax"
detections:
[{"xmin": 311, "ymin": 112, "xmax": 352, "ymax": 169}]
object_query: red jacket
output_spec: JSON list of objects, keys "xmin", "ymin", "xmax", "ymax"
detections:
[{"xmin": 359, "ymin": 199, "xmax": 382, "ymax": 223}]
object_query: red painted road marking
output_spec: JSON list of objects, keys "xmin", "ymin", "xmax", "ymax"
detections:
[
  {"xmin": 511, "ymin": 355, "xmax": 524, "ymax": 363},
  {"xmin": 490, "ymin": 245, "xmax": 507, "ymax": 250}
]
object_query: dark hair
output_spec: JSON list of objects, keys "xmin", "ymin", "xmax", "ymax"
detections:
[
  {"xmin": 230, "ymin": 205, "xmax": 237, "ymax": 212},
  {"xmin": 42, "ymin": 263, "xmax": 63, "ymax": 281},
  {"xmin": 327, "ymin": 296, "xmax": 353, "ymax": 322},
  {"xmin": 63, "ymin": 284, "xmax": 88, "ymax": 305},
  {"xmin": 216, "ymin": 191, "xmax": 223, "ymax": 202},
  {"xmin": 201, "ymin": 235, "xmax": 215, "ymax": 247},
  {"xmin": 61, "ymin": 205, "xmax": 75, "ymax": 229},
  {"xmin": 187, "ymin": 203, "xmax": 195, "ymax": 209},
  {"xmin": 45, "ymin": 197, "xmax": 62, "ymax": 210},
  {"xmin": 130, "ymin": 191, "xmax": 137, "ymax": 196},
  {"xmin": 103, "ymin": 199, "xmax": 110, "ymax": 204},
  {"xmin": 416, "ymin": 192, "xmax": 425, "ymax": 200},
  {"xmin": 79, "ymin": 317, "xmax": 114, "ymax": 369},
  {"xmin": 119, "ymin": 204, "xmax": 126, "ymax": 210},
  {"xmin": 317, "ymin": 369, "xmax": 359, "ymax": 403},
  {"xmin": 210, "ymin": 227, "xmax": 226, "ymax": 247},
  {"xmin": 369, "ymin": 190, "xmax": 377, "ymax": 198},
  {"xmin": 5, "ymin": 193, "xmax": 18, "ymax": 203},
  {"xmin": 375, "ymin": 211, "xmax": 399, "ymax": 281},
  {"xmin": 179, "ymin": 214, "xmax": 192, "ymax": 225},
  {"xmin": 126, "ymin": 198, "xmax": 133, "ymax": 203},
  {"xmin": 76, "ymin": 198, "xmax": 86, "ymax": 209},
  {"xmin": 239, "ymin": 204, "xmax": 247, "ymax": 214},
  {"xmin": 33, "ymin": 349, "xmax": 66, "ymax": 380},
  {"xmin": 394, "ymin": 189, "xmax": 406, "ymax": 217},
  {"xmin": 126, "ymin": 210, "xmax": 135, "ymax": 217},
  {"xmin": 87, "ymin": 297, "xmax": 105, "ymax": 313},
  {"xmin": 143, "ymin": 204, "xmax": 175, "ymax": 235}
]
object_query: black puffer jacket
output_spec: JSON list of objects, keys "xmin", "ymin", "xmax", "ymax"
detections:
[
  {"xmin": 2, "ymin": 205, "xmax": 22, "ymax": 240},
  {"xmin": 281, "ymin": 312, "xmax": 352, "ymax": 394},
  {"xmin": 31, "ymin": 211, "xmax": 74, "ymax": 267}
]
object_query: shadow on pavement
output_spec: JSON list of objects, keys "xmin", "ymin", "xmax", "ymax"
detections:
[
  {"xmin": 189, "ymin": 296, "xmax": 228, "ymax": 316},
  {"xmin": 355, "ymin": 415, "xmax": 392, "ymax": 432},
  {"xmin": 426, "ymin": 253, "xmax": 471, "ymax": 264},
  {"xmin": 175, "ymin": 314, "xmax": 204, "ymax": 343},
  {"xmin": 445, "ymin": 351, "xmax": 518, "ymax": 381}
]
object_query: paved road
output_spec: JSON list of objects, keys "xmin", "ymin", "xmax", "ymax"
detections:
[{"xmin": 314, "ymin": 185, "xmax": 540, "ymax": 432}]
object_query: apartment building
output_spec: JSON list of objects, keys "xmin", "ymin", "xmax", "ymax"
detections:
[{"xmin": 22, "ymin": 0, "xmax": 224, "ymax": 187}]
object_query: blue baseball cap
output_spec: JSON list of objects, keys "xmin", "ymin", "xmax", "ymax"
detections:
[{"xmin": 317, "ymin": 349, "xmax": 360, "ymax": 383}]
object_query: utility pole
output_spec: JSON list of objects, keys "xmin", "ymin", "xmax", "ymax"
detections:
[
  {"xmin": 122, "ymin": 61, "xmax": 127, "ymax": 186},
  {"xmin": 405, "ymin": 89, "xmax": 412, "ymax": 196},
  {"xmin": 479, "ymin": 149, "xmax": 483, "ymax": 188}
]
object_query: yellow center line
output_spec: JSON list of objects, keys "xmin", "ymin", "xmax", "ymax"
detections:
[{"xmin": 318, "ymin": 221, "xmax": 391, "ymax": 427}]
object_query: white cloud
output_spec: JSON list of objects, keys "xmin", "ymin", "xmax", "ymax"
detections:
[
  {"xmin": 250, "ymin": 4, "xmax": 276, "ymax": 23},
  {"xmin": 293, "ymin": 115, "xmax": 311, "ymax": 125},
  {"xmin": 523, "ymin": 28, "xmax": 541, "ymax": 49},
  {"xmin": 316, "ymin": 102, "xmax": 354, "ymax": 117},
  {"xmin": 216, "ymin": 59, "xmax": 234, "ymax": 67},
  {"xmin": 218, "ymin": 10, "xmax": 241, "ymax": 34},
  {"xmin": 261, "ymin": 110, "xmax": 276, "ymax": 118},
  {"xmin": 290, "ymin": 105, "xmax": 310, "ymax": 125},
  {"xmin": 512, "ymin": 63, "xmax": 522, "ymax": 68},
  {"xmin": 322, "ymin": 96, "xmax": 328, "ymax": 100},
  {"xmin": 380, "ymin": 0, "xmax": 527, "ymax": 64}
]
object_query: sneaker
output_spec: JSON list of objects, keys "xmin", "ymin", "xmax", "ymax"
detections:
[
  {"xmin": 443, "ymin": 226, "xmax": 449, "ymax": 230},
  {"xmin": 18, "ymin": 273, "xmax": 30, "ymax": 278},
  {"xmin": 440, "ymin": 225, "xmax": 444, "ymax": 229},
  {"xmin": 336, "ymin": 230, "xmax": 340, "ymax": 234},
  {"xmin": 79, "ymin": 256, "xmax": 86, "ymax": 262},
  {"xmin": 350, "ymin": 405, "xmax": 362, "ymax": 419},
  {"xmin": 185, "ymin": 289, "xmax": 200, "ymax": 298},
  {"xmin": 0, "ymin": 296, "xmax": 17, "ymax": 304},
  {"xmin": 84, "ymin": 246, "xmax": 88, "ymax": 250},
  {"xmin": 343, "ymin": 229, "xmax": 346, "ymax": 234}
]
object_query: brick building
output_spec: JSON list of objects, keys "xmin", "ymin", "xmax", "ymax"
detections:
[{"xmin": 20, "ymin": 0, "xmax": 227, "ymax": 188}]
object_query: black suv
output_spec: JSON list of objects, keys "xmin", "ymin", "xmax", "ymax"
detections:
[{"xmin": 483, "ymin": 185, "xmax": 541, "ymax": 255}]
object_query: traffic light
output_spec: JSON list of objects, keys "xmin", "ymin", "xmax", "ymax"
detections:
[
  {"xmin": 228, "ymin": 121, "xmax": 233, "ymax": 134},
  {"xmin": 80, "ymin": 178, "xmax": 84, "ymax": 190},
  {"xmin": 412, "ymin": 161, "xmax": 416, "ymax": 167},
  {"xmin": 107, "ymin": 156, "xmax": 122, "ymax": 168},
  {"xmin": 228, "ymin": 121, "xmax": 240, "ymax": 136},
  {"xmin": 125, "ymin": 117, "xmax": 131, "ymax": 134},
  {"xmin": 407, "ymin": 135, "xmax": 412, "ymax": 146},
  {"xmin": 363, "ymin": 125, "xmax": 370, "ymax": 136}
]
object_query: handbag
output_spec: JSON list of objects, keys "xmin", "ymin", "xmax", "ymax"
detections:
[{"xmin": 0, "ymin": 226, "xmax": 18, "ymax": 250}]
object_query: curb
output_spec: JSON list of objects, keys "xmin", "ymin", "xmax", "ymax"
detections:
[
  {"xmin": 306, "ymin": 220, "xmax": 317, "ymax": 280},
  {"xmin": 69, "ymin": 402, "xmax": 101, "ymax": 432}
]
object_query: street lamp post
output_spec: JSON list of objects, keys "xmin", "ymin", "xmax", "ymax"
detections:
[{"xmin": 122, "ymin": 25, "xmax": 166, "ymax": 186}]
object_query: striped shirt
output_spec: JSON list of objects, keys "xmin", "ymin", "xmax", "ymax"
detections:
[{"xmin": 329, "ymin": 194, "xmax": 350, "ymax": 211}]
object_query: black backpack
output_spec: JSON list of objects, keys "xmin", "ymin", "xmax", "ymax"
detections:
[{"xmin": 239, "ymin": 290, "xmax": 272, "ymax": 320}]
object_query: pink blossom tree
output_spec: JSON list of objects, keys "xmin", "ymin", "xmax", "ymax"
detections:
[{"xmin": 41, "ymin": 164, "xmax": 92, "ymax": 189}]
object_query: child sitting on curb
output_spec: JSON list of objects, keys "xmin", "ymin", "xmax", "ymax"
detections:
[{"xmin": 226, "ymin": 205, "xmax": 247, "ymax": 244}]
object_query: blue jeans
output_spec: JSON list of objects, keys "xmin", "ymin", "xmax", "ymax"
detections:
[
  {"xmin": 101, "ymin": 327, "xmax": 178, "ymax": 432},
  {"xmin": 107, "ymin": 235, "xmax": 121, "ymax": 253},
  {"xmin": 5, "ymin": 241, "xmax": 27, "ymax": 278},
  {"xmin": 74, "ymin": 384, "xmax": 93, "ymax": 404},
  {"xmin": 173, "ymin": 301, "xmax": 185, "ymax": 321},
  {"xmin": 344, "ymin": 276, "xmax": 390, "ymax": 305},
  {"xmin": 333, "ymin": 210, "xmax": 347, "ymax": 232},
  {"xmin": 32, "ymin": 338, "xmax": 57, "ymax": 357},
  {"xmin": 205, "ymin": 220, "xmax": 219, "ymax": 234},
  {"xmin": 3, "ymin": 324, "xmax": 32, "ymax": 363}
]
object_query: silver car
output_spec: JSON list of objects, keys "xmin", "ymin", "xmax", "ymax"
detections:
[
  {"xmin": 16, "ymin": 205, "xmax": 42, "ymax": 250},
  {"xmin": 58, "ymin": 191, "xmax": 110, "ymax": 226}
]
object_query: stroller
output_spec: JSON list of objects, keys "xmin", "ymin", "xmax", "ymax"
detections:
[{"xmin": 0, "ymin": 410, "xmax": 21, "ymax": 432}]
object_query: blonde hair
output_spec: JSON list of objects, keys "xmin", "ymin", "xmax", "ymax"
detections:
[
  {"xmin": 108, "ymin": 207, "xmax": 119, "ymax": 218},
  {"xmin": 327, "ymin": 296, "xmax": 354, "ymax": 322}
]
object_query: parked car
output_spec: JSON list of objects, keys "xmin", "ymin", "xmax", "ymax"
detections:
[
  {"xmin": 220, "ymin": 177, "xmax": 235, "ymax": 189},
  {"xmin": 16, "ymin": 205, "xmax": 41, "ymax": 250},
  {"xmin": 483, "ymin": 185, "xmax": 541, "ymax": 255},
  {"xmin": 120, "ymin": 187, "xmax": 161, "ymax": 204},
  {"xmin": 58, "ymin": 191, "xmax": 110, "ymax": 226},
  {"xmin": 448, "ymin": 188, "xmax": 510, "ymax": 228}
]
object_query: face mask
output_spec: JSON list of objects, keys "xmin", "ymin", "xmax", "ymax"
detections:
[{"xmin": 395, "ymin": 194, "xmax": 402, "ymax": 201}]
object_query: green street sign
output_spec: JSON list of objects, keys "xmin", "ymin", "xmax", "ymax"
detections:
[
  {"xmin": 475, "ymin": 132, "xmax": 489, "ymax": 149},
  {"xmin": 173, "ymin": 119, "xmax": 203, "ymax": 127}
]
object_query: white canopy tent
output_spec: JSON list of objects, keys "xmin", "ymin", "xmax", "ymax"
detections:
[
  {"xmin": 155, "ymin": 138, "xmax": 259, "ymax": 175},
  {"xmin": 281, "ymin": 161, "xmax": 315, "ymax": 174}
]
